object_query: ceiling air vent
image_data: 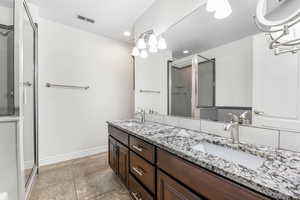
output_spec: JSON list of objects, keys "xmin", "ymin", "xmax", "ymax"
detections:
[{"xmin": 77, "ymin": 15, "xmax": 95, "ymax": 24}]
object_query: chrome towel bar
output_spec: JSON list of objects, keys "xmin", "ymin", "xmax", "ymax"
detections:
[
  {"xmin": 140, "ymin": 89, "xmax": 160, "ymax": 94},
  {"xmin": 46, "ymin": 83, "xmax": 89, "ymax": 90}
]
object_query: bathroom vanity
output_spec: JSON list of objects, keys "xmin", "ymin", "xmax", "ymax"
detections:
[{"xmin": 107, "ymin": 120, "xmax": 300, "ymax": 200}]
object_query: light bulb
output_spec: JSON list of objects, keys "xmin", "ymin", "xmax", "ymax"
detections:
[
  {"xmin": 206, "ymin": 0, "xmax": 218, "ymax": 12},
  {"xmin": 137, "ymin": 37, "xmax": 147, "ymax": 49},
  {"xmin": 214, "ymin": 0, "xmax": 232, "ymax": 19},
  {"xmin": 148, "ymin": 34, "xmax": 158, "ymax": 46},
  {"xmin": 140, "ymin": 50, "xmax": 148, "ymax": 58},
  {"xmin": 149, "ymin": 45, "xmax": 158, "ymax": 53},
  {"xmin": 158, "ymin": 36, "xmax": 167, "ymax": 50},
  {"xmin": 131, "ymin": 47, "xmax": 140, "ymax": 56}
]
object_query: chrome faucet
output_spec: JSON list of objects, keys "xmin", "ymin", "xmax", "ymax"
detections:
[
  {"xmin": 239, "ymin": 111, "xmax": 250, "ymax": 125},
  {"xmin": 224, "ymin": 113, "xmax": 240, "ymax": 144},
  {"xmin": 135, "ymin": 108, "xmax": 146, "ymax": 123}
]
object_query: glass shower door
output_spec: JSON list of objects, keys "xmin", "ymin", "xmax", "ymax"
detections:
[{"xmin": 23, "ymin": 2, "xmax": 38, "ymax": 189}]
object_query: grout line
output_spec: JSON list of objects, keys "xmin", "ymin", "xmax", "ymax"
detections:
[{"xmin": 70, "ymin": 162, "xmax": 79, "ymax": 200}]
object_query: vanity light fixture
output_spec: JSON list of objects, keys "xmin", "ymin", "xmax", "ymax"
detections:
[
  {"xmin": 131, "ymin": 29, "xmax": 168, "ymax": 58},
  {"xmin": 123, "ymin": 31, "xmax": 131, "ymax": 37},
  {"xmin": 149, "ymin": 45, "xmax": 158, "ymax": 53},
  {"xmin": 206, "ymin": 0, "xmax": 232, "ymax": 19},
  {"xmin": 132, "ymin": 47, "xmax": 140, "ymax": 56},
  {"xmin": 140, "ymin": 50, "xmax": 148, "ymax": 59},
  {"xmin": 149, "ymin": 33, "xmax": 158, "ymax": 46},
  {"xmin": 137, "ymin": 37, "xmax": 147, "ymax": 49},
  {"xmin": 158, "ymin": 36, "xmax": 167, "ymax": 50}
]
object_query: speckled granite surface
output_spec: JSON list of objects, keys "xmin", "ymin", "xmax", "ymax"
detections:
[{"xmin": 107, "ymin": 119, "xmax": 300, "ymax": 200}]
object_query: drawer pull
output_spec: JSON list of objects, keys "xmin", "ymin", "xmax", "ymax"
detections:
[
  {"xmin": 132, "ymin": 145, "xmax": 143, "ymax": 152},
  {"xmin": 131, "ymin": 192, "xmax": 142, "ymax": 200},
  {"xmin": 132, "ymin": 166, "xmax": 144, "ymax": 176}
]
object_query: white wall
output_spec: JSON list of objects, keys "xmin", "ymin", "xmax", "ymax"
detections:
[
  {"xmin": 135, "ymin": 51, "xmax": 172, "ymax": 114},
  {"xmin": 0, "ymin": 5, "xmax": 13, "ymax": 25},
  {"xmin": 199, "ymin": 36, "xmax": 253, "ymax": 107},
  {"xmin": 38, "ymin": 18, "xmax": 134, "ymax": 164},
  {"xmin": 134, "ymin": 0, "xmax": 206, "ymax": 39}
]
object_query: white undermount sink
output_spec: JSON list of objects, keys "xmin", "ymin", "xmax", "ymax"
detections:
[
  {"xmin": 122, "ymin": 121, "xmax": 141, "ymax": 127},
  {"xmin": 192, "ymin": 143, "xmax": 266, "ymax": 171}
]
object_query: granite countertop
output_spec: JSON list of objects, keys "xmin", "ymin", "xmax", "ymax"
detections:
[{"xmin": 107, "ymin": 119, "xmax": 300, "ymax": 200}]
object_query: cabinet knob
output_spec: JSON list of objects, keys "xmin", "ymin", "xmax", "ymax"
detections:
[
  {"xmin": 132, "ymin": 166, "xmax": 144, "ymax": 176},
  {"xmin": 253, "ymin": 110, "xmax": 264, "ymax": 116},
  {"xmin": 132, "ymin": 145, "xmax": 143, "ymax": 152}
]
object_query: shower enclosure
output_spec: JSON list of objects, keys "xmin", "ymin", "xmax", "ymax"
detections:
[
  {"xmin": 0, "ymin": 24, "xmax": 14, "ymax": 116},
  {"xmin": 0, "ymin": 0, "xmax": 39, "ymax": 199}
]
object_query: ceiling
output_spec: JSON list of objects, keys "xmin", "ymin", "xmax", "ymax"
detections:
[
  {"xmin": 165, "ymin": 0, "xmax": 260, "ymax": 58},
  {"xmin": 32, "ymin": 0, "xmax": 155, "ymax": 43}
]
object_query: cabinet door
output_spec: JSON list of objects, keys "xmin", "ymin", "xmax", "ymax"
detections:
[
  {"xmin": 253, "ymin": 33, "xmax": 300, "ymax": 131},
  {"xmin": 117, "ymin": 142, "xmax": 129, "ymax": 187},
  {"xmin": 108, "ymin": 136, "xmax": 118, "ymax": 174},
  {"xmin": 157, "ymin": 170, "xmax": 203, "ymax": 200}
]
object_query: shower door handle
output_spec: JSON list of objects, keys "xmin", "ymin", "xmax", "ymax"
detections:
[
  {"xmin": 24, "ymin": 81, "xmax": 32, "ymax": 87},
  {"xmin": 23, "ymin": 81, "xmax": 32, "ymax": 105}
]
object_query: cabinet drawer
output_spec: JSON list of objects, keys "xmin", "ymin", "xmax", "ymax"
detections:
[
  {"xmin": 129, "ymin": 174, "xmax": 153, "ymax": 200},
  {"xmin": 157, "ymin": 149, "xmax": 270, "ymax": 200},
  {"xmin": 130, "ymin": 136, "xmax": 155, "ymax": 163},
  {"xmin": 157, "ymin": 170, "xmax": 203, "ymax": 200},
  {"xmin": 108, "ymin": 125, "xmax": 129, "ymax": 146},
  {"xmin": 130, "ymin": 151, "xmax": 155, "ymax": 193}
]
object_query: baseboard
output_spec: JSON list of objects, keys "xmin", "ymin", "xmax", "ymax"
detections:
[{"xmin": 39, "ymin": 145, "xmax": 108, "ymax": 166}]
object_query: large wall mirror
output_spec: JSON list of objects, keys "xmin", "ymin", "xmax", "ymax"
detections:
[{"xmin": 135, "ymin": 0, "xmax": 300, "ymax": 132}]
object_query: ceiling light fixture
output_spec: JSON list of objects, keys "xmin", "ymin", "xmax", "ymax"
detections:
[{"xmin": 123, "ymin": 31, "xmax": 131, "ymax": 37}]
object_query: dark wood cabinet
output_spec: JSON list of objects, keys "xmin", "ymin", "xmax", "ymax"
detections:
[
  {"xmin": 129, "ymin": 174, "xmax": 153, "ymax": 200},
  {"xmin": 157, "ymin": 148, "xmax": 270, "ymax": 200},
  {"xmin": 130, "ymin": 151, "xmax": 155, "ymax": 193},
  {"xmin": 108, "ymin": 124, "xmax": 272, "ymax": 200},
  {"xmin": 157, "ymin": 170, "xmax": 203, "ymax": 200},
  {"xmin": 108, "ymin": 136, "xmax": 118, "ymax": 173},
  {"xmin": 108, "ymin": 136, "xmax": 129, "ymax": 187},
  {"xmin": 118, "ymin": 142, "xmax": 129, "ymax": 187}
]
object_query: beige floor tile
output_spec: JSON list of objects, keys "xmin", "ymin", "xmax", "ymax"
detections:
[
  {"xmin": 78, "ymin": 189, "xmax": 132, "ymax": 200},
  {"xmin": 34, "ymin": 165, "xmax": 73, "ymax": 190},
  {"xmin": 30, "ymin": 181, "xmax": 77, "ymax": 200},
  {"xmin": 29, "ymin": 153, "xmax": 131, "ymax": 200},
  {"xmin": 75, "ymin": 168, "xmax": 124, "ymax": 199}
]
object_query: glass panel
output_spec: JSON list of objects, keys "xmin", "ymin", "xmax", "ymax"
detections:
[
  {"xmin": 170, "ymin": 65, "xmax": 192, "ymax": 117},
  {"xmin": 197, "ymin": 61, "xmax": 214, "ymax": 107},
  {"xmin": 0, "ymin": 122, "xmax": 18, "ymax": 200},
  {"xmin": 23, "ymin": 4, "xmax": 36, "ymax": 187},
  {"xmin": 0, "ymin": 0, "xmax": 14, "ymax": 116}
]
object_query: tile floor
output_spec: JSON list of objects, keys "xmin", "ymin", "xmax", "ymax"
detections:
[{"xmin": 30, "ymin": 153, "xmax": 132, "ymax": 200}]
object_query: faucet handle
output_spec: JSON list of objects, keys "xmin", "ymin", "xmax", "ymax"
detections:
[{"xmin": 228, "ymin": 113, "xmax": 239, "ymax": 122}]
